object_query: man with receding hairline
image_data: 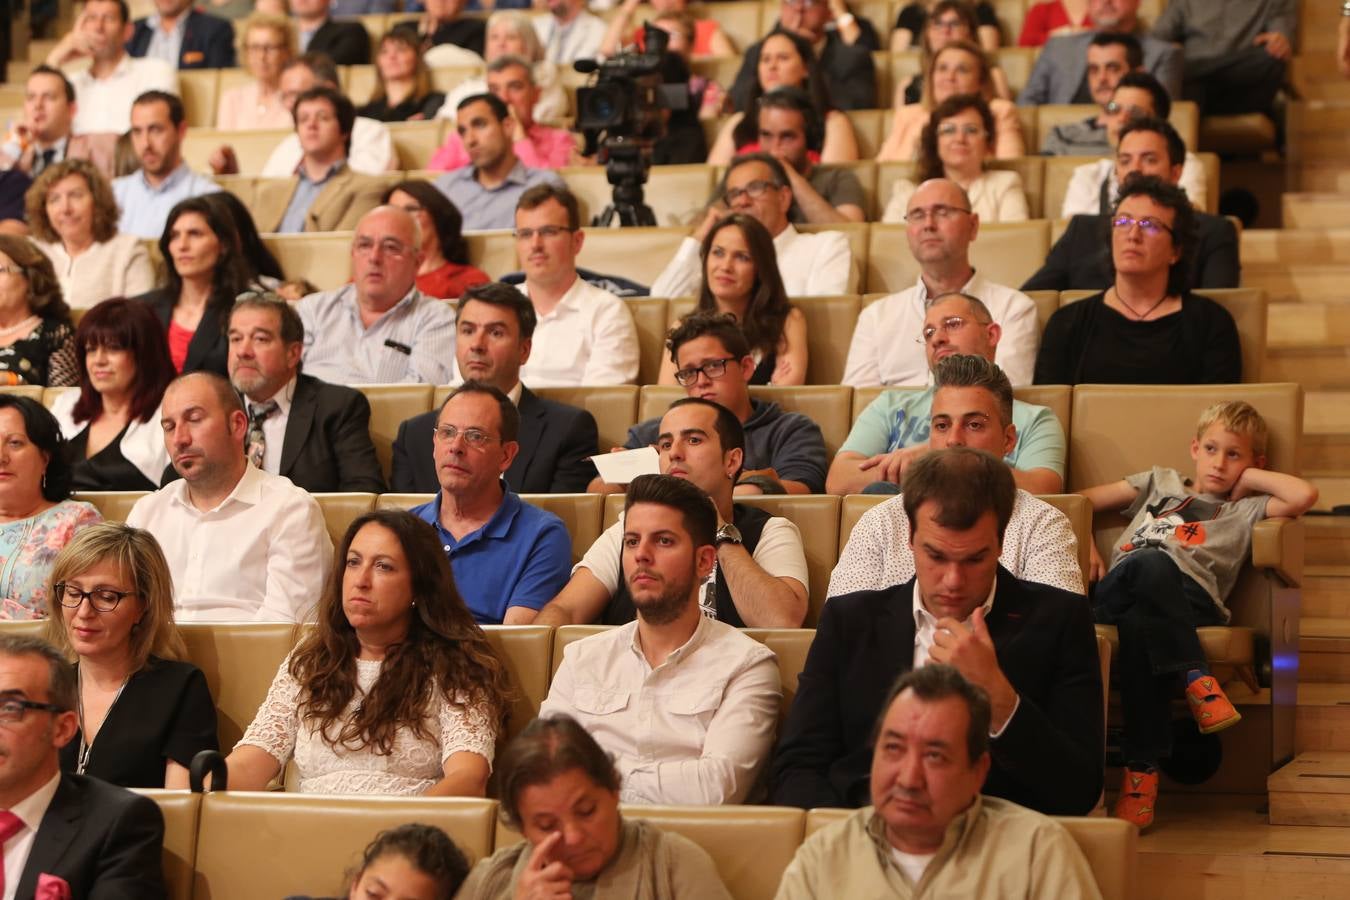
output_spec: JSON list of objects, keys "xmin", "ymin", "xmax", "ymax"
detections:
[{"xmin": 127, "ymin": 372, "xmax": 332, "ymax": 622}]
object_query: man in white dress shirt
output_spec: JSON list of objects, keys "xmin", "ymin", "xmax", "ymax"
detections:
[
  {"xmin": 648, "ymin": 153, "xmax": 854, "ymax": 298},
  {"xmin": 843, "ymin": 178, "xmax": 1038, "ymax": 388},
  {"xmin": 533, "ymin": 0, "xmax": 607, "ymax": 65},
  {"xmin": 296, "ymin": 206, "xmax": 457, "ymax": 385},
  {"xmin": 46, "ymin": 0, "xmax": 178, "ymax": 135},
  {"xmin": 514, "ymin": 183, "xmax": 639, "ymax": 386},
  {"xmin": 541, "ymin": 473, "xmax": 782, "ymax": 805},
  {"xmin": 127, "ymin": 372, "xmax": 332, "ymax": 623}
]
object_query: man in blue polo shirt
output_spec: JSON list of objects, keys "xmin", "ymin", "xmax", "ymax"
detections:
[{"xmin": 411, "ymin": 381, "xmax": 572, "ymax": 624}]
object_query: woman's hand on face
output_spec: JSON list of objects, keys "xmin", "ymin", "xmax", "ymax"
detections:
[{"xmin": 515, "ymin": 831, "xmax": 575, "ymax": 900}]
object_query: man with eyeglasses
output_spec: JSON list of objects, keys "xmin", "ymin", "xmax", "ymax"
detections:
[
  {"xmin": 408, "ymin": 382, "xmax": 571, "ymax": 625},
  {"xmin": 536, "ymin": 397, "xmax": 810, "ymax": 630},
  {"xmin": 126, "ymin": 0, "xmax": 236, "ymax": 70},
  {"xmin": 591, "ymin": 312, "xmax": 827, "ymax": 495},
  {"xmin": 1020, "ymin": 0, "xmax": 1181, "ymax": 113},
  {"xmin": 829, "ymin": 291, "xmax": 1065, "ymax": 496},
  {"xmin": 251, "ymin": 86, "xmax": 387, "ymax": 233},
  {"xmin": 843, "ymin": 178, "xmax": 1038, "ymax": 390},
  {"xmin": 513, "ymin": 183, "xmax": 639, "ymax": 386},
  {"xmin": 294, "ymin": 206, "xmax": 457, "ymax": 385},
  {"xmin": 0, "ymin": 634, "xmax": 169, "ymax": 898},
  {"xmin": 1059, "ymin": 73, "xmax": 1207, "ymax": 217},
  {"xmin": 435, "ymin": 93, "xmax": 564, "ymax": 232},
  {"xmin": 649, "ymin": 153, "xmax": 852, "ymax": 298},
  {"xmin": 1025, "ymin": 116, "xmax": 1238, "ymax": 292},
  {"xmin": 730, "ymin": 0, "xmax": 880, "ymax": 112}
]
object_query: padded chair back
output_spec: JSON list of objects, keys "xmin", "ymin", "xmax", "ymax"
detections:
[
  {"xmin": 311, "ymin": 493, "xmax": 377, "ymax": 548},
  {"xmin": 463, "ymin": 230, "xmax": 517, "ymax": 277},
  {"xmin": 1038, "ymin": 494, "xmax": 1094, "ymax": 589},
  {"xmin": 695, "ymin": 0, "xmax": 765, "ymax": 50},
  {"xmin": 213, "ymin": 174, "xmax": 257, "ymax": 212},
  {"xmin": 182, "ymin": 128, "xmax": 290, "ymax": 177},
  {"xmin": 343, "ymin": 64, "xmax": 380, "ymax": 107},
  {"xmin": 563, "ymin": 164, "xmax": 715, "ymax": 228},
  {"xmin": 875, "ymin": 160, "xmax": 919, "ymax": 221},
  {"xmin": 865, "ymin": 221, "xmax": 1049, "ymax": 294},
  {"xmin": 578, "ymin": 227, "xmax": 693, "ymax": 286},
  {"xmin": 41, "ymin": 385, "xmax": 76, "ymax": 411},
  {"xmin": 177, "ymin": 69, "xmax": 219, "ymax": 127},
  {"xmin": 179, "ymin": 623, "xmax": 297, "ymax": 751},
  {"xmin": 351, "ymin": 384, "xmax": 436, "ymax": 481},
  {"xmin": 989, "ymin": 155, "xmax": 1046, "ymax": 219},
  {"xmin": 1060, "ymin": 288, "xmax": 1268, "ymax": 383},
  {"xmin": 72, "ymin": 491, "xmax": 150, "ymax": 523},
  {"xmin": 1025, "ymin": 289, "xmax": 1061, "ymax": 335},
  {"xmin": 849, "ymin": 385, "xmax": 1071, "ymax": 439},
  {"xmin": 374, "ymin": 493, "xmax": 434, "ymax": 511},
  {"xmin": 536, "ymin": 385, "xmax": 640, "ymax": 455},
  {"xmin": 798, "ymin": 222, "xmax": 866, "ymax": 294},
  {"xmin": 481, "ymin": 625, "xmax": 552, "ymax": 746},
  {"xmin": 192, "ymin": 793, "xmax": 497, "ymax": 899},
  {"xmin": 736, "ymin": 495, "xmax": 839, "ymax": 626},
  {"xmin": 387, "ymin": 120, "xmax": 444, "ymax": 170},
  {"xmin": 1043, "ymin": 154, "xmax": 1103, "ymax": 221},
  {"xmin": 133, "ymin": 790, "xmax": 200, "ymax": 900},
  {"xmin": 623, "ymin": 298, "xmax": 671, "ymax": 387},
  {"xmin": 261, "ymin": 232, "xmax": 354, "ymax": 291},
  {"xmin": 843, "ymin": 109, "xmax": 886, "ymax": 160},
  {"xmin": 551, "ymin": 624, "xmax": 612, "ymax": 678},
  {"xmin": 838, "ymin": 494, "xmax": 886, "ymax": 554},
  {"xmin": 520, "ymin": 493, "xmax": 603, "ymax": 565},
  {"xmin": 743, "ymin": 628, "xmax": 814, "ymax": 724},
  {"xmin": 638, "ymin": 384, "xmax": 852, "ymax": 459},
  {"xmin": 0, "ymin": 385, "xmax": 45, "ymax": 401}
]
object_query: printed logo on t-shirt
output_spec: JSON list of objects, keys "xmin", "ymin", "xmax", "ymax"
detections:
[{"xmin": 1120, "ymin": 494, "xmax": 1224, "ymax": 553}]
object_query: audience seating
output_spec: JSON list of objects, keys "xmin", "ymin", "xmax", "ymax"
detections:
[
  {"xmin": 0, "ymin": 385, "xmax": 49, "ymax": 402},
  {"xmin": 311, "ymin": 492, "xmax": 377, "ymax": 547},
  {"xmin": 261, "ymin": 232, "xmax": 355, "ymax": 291},
  {"xmin": 179, "ymin": 623, "xmax": 297, "ymax": 752},
  {"xmin": 351, "ymin": 384, "xmax": 436, "ymax": 480},
  {"xmin": 637, "ymin": 384, "xmax": 852, "ymax": 458},
  {"xmin": 73, "ymin": 491, "xmax": 151, "ymax": 524},
  {"xmin": 563, "ymin": 164, "xmax": 716, "ymax": 229},
  {"xmin": 134, "ymin": 789, "xmax": 200, "ymax": 900},
  {"xmin": 1033, "ymin": 101, "xmax": 1201, "ymax": 161},
  {"xmin": 798, "ymin": 222, "xmax": 867, "ymax": 294},
  {"xmin": 386, "ymin": 121, "xmax": 444, "ymax": 171},
  {"xmin": 481, "ymin": 625, "xmax": 553, "ymax": 746},
  {"xmin": 182, "ymin": 128, "xmax": 290, "ymax": 178},
  {"xmin": 626, "ymin": 298, "xmax": 674, "ymax": 386},
  {"xmin": 743, "ymin": 628, "xmax": 816, "ymax": 724},
  {"xmin": 519, "ymin": 494, "xmax": 604, "ymax": 565},
  {"xmin": 177, "ymin": 69, "xmax": 218, "ymax": 129},
  {"xmin": 551, "ymin": 624, "xmax": 609, "ymax": 678},
  {"xmin": 848, "ymin": 385, "xmax": 1072, "ymax": 438},
  {"xmin": 865, "ymin": 220, "xmax": 1050, "ymax": 294}
]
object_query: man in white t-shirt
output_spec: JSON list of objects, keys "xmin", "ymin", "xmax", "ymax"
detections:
[
  {"xmin": 534, "ymin": 397, "xmax": 810, "ymax": 628},
  {"xmin": 533, "ymin": 0, "xmax": 607, "ymax": 64}
]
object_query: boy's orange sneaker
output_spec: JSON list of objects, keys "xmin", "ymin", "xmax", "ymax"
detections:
[
  {"xmin": 1186, "ymin": 675, "xmax": 1242, "ymax": 734},
  {"xmin": 1113, "ymin": 767, "xmax": 1159, "ymax": 829}
]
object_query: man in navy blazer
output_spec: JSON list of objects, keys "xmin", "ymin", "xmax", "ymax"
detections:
[
  {"xmin": 392, "ymin": 282, "xmax": 598, "ymax": 495},
  {"xmin": 126, "ymin": 1, "xmax": 236, "ymax": 69},
  {"xmin": 0, "ymin": 634, "xmax": 166, "ymax": 899},
  {"xmin": 770, "ymin": 448, "xmax": 1103, "ymax": 816}
]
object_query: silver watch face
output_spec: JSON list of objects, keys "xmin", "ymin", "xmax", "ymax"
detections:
[{"xmin": 716, "ymin": 524, "xmax": 743, "ymax": 544}]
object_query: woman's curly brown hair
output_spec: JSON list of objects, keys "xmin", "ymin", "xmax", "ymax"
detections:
[
  {"xmin": 25, "ymin": 158, "xmax": 120, "ymax": 245},
  {"xmin": 0, "ymin": 235, "xmax": 71, "ymax": 324},
  {"xmin": 289, "ymin": 509, "xmax": 514, "ymax": 755}
]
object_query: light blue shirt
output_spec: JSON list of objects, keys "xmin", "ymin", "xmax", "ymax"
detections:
[
  {"xmin": 297, "ymin": 283, "xmax": 457, "ymax": 384},
  {"xmin": 112, "ymin": 163, "xmax": 219, "ymax": 238},
  {"xmin": 277, "ymin": 162, "xmax": 342, "ymax": 234},
  {"xmin": 144, "ymin": 13, "xmax": 189, "ymax": 67},
  {"xmin": 434, "ymin": 160, "xmax": 562, "ymax": 231}
]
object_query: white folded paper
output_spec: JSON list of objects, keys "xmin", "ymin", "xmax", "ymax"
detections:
[{"xmin": 590, "ymin": 446, "xmax": 661, "ymax": 485}]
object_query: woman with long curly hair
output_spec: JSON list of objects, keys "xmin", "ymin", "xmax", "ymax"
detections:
[{"xmin": 224, "ymin": 509, "xmax": 513, "ymax": 796}]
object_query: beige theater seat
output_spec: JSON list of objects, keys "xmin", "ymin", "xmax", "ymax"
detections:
[
  {"xmin": 520, "ymin": 494, "xmax": 603, "ymax": 565},
  {"xmin": 563, "ymin": 164, "xmax": 715, "ymax": 228},
  {"xmin": 1035, "ymin": 101, "xmax": 1199, "ymax": 158},
  {"xmin": 374, "ymin": 492, "xmax": 434, "ymax": 511},
  {"xmin": 182, "ymin": 128, "xmax": 290, "ymax": 177},
  {"xmin": 192, "ymin": 793, "xmax": 496, "ymax": 898},
  {"xmin": 798, "ymin": 222, "xmax": 866, "ymax": 294},
  {"xmin": 261, "ymin": 232, "xmax": 354, "ymax": 291},
  {"xmin": 538, "ymin": 385, "xmax": 641, "ymax": 454},
  {"xmin": 995, "ymin": 47, "xmax": 1040, "ymax": 98},
  {"xmin": 1062, "ymin": 287, "xmax": 1268, "ymax": 383},
  {"xmin": 1069, "ymin": 383, "xmax": 1304, "ymax": 766},
  {"xmin": 695, "ymin": 0, "xmax": 765, "ymax": 50},
  {"xmin": 481, "ymin": 625, "xmax": 553, "ymax": 746},
  {"xmin": 625, "ymin": 298, "xmax": 671, "ymax": 387},
  {"xmin": 134, "ymin": 790, "xmax": 200, "ymax": 900},
  {"xmin": 803, "ymin": 809, "xmax": 1135, "ymax": 900},
  {"xmin": 844, "ymin": 109, "xmax": 887, "ymax": 161},
  {"xmin": 865, "ymin": 221, "xmax": 1049, "ymax": 295},
  {"xmin": 177, "ymin": 69, "xmax": 219, "ymax": 128},
  {"xmin": 351, "ymin": 384, "xmax": 436, "ymax": 481},
  {"xmin": 179, "ymin": 623, "xmax": 297, "ymax": 751},
  {"xmin": 311, "ymin": 493, "xmax": 377, "ymax": 547},
  {"xmin": 578, "ymin": 227, "xmax": 692, "ymax": 286},
  {"xmin": 1024, "ymin": 289, "xmax": 1061, "ymax": 334},
  {"xmin": 849, "ymin": 385, "xmax": 1071, "ymax": 438},
  {"xmin": 343, "ymin": 63, "xmax": 380, "ymax": 107},
  {"xmin": 551, "ymin": 623, "xmax": 611, "ymax": 678},
  {"xmin": 744, "ymin": 628, "xmax": 815, "ymax": 725},
  {"xmin": 462, "ymin": 230, "xmax": 516, "ymax": 277},
  {"xmin": 0, "ymin": 385, "xmax": 45, "ymax": 401},
  {"xmin": 213, "ymin": 174, "xmax": 257, "ymax": 211},
  {"xmin": 387, "ymin": 120, "xmax": 445, "ymax": 170},
  {"xmin": 72, "ymin": 491, "xmax": 151, "ymax": 524},
  {"xmin": 638, "ymin": 384, "xmax": 854, "ymax": 458}
]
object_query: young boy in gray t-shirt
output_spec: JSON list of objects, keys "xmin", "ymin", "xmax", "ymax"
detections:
[{"xmin": 1080, "ymin": 401, "xmax": 1317, "ymax": 830}]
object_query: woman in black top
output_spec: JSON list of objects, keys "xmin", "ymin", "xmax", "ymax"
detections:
[
  {"xmin": 359, "ymin": 30, "xmax": 446, "ymax": 122},
  {"xmin": 1034, "ymin": 175, "xmax": 1242, "ymax": 386},
  {"xmin": 46, "ymin": 522, "xmax": 217, "ymax": 789},
  {"xmin": 0, "ymin": 234, "xmax": 77, "ymax": 387}
]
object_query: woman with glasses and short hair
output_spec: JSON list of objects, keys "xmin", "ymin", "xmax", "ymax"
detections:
[
  {"xmin": 44, "ymin": 522, "xmax": 217, "ymax": 789},
  {"xmin": 657, "ymin": 213, "xmax": 806, "ymax": 386},
  {"xmin": 882, "ymin": 93, "xmax": 1028, "ymax": 223},
  {"xmin": 1034, "ymin": 175, "xmax": 1241, "ymax": 385},
  {"xmin": 217, "ymin": 12, "xmax": 296, "ymax": 130}
]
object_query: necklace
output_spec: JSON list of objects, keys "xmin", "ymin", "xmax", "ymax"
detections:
[
  {"xmin": 1112, "ymin": 287, "xmax": 1172, "ymax": 321},
  {"xmin": 0, "ymin": 314, "xmax": 39, "ymax": 339},
  {"xmin": 76, "ymin": 666, "xmax": 131, "ymax": 776}
]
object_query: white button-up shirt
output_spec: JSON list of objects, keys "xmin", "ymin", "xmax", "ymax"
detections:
[
  {"xmin": 126, "ymin": 464, "xmax": 332, "ymax": 622},
  {"xmin": 297, "ymin": 284, "xmax": 457, "ymax": 385},
  {"xmin": 262, "ymin": 117, "xmax": 395, "ymax": 178},
  {"xmin": 1060, "ymin": 153, "xmax": 1208, "ymax": 218},
  {"xmin": 647, "ymin": 224, "xmax": 853, "ymax": 298},
  {"xmin": 542, "ymin": 615, "xmax": 781, "ymax": 805},
  {"xmin": 912, "ymin": 579, "xmax": 1018, "ymax": 735},
  {"xmin": 519, "ymin": 277, "xmax": 639, "ymax": 386},
  {"xmin": 842, "ymin": 271, "xmax": 1040, "ymax": 387},
  {"xmin": 69, "ymin": 55, "xmax": 178, "ymax": 135},
  {"xmin": 1, "ymin": 772, "xmax": 60, "ymax": 900}
]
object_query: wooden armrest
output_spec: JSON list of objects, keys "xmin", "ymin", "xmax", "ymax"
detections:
[{"xmin": 1250, "ymin": 517, "xmax": 1303, "ymax": 587}]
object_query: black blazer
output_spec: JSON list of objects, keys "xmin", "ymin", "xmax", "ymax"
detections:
[
  {"xmin": 278, "ymin": 374, "xmax": 387, "ymax": 493},
  {"xmin": 391, "ymin": 386, "xmax": 598, "ymax": 494},
  {"xmin": 770, "ymin": 566, "xmax": 1104, "ymax": 816},
  {"xmin": 127, "ymin": 10, "xmax": 236, "ymax": 69},
  {"xmin": 308, "ymin": 19, "xmax": 372, "ymax": 66},
  {"xmin": 18, "ymin": 773, "xmax": 167, "ymax": 899},
  {"xmin": 1022, "ymin": 211, "xmax": 1240, "ymax": 293},
  {"xmin": 137, "ymin": 289, "xmax": 229, "ymax": 378}
]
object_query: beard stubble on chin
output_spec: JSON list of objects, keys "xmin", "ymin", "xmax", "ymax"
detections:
[{"xmin": 630, "ymin": 570, "xmax": 697, "ymax": 626}]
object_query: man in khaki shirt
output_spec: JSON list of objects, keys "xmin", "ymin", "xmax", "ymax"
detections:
[{"xmin": 775, "ymin": 665, "xmax": 1101, "ymax": 899}]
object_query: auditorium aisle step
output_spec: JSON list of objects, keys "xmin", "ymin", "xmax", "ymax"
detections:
[
  {"xmin": 1296, "ymin": 683, "xmax": 1350, "ymax": 754},
  {"xmin": 1303, "ymin": 391, "xmax": 1350, "ymax": 474},
  {"xmin": 1298, "ymin": 617, "xmax": 1350, "ymax": 684},
  {"xmin": 1268, "ymin": 752, "xmax": 1350, "ymax": 827}
]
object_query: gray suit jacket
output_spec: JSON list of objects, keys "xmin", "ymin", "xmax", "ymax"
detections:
[{"xmin": 1018, "ymin": 31, "xmax": 1184, "ymax": 106}]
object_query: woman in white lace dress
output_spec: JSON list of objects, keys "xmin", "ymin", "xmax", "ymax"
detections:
[{"xmin": 222, "ymin": 509, "xmax": 513, "ymax": 795}]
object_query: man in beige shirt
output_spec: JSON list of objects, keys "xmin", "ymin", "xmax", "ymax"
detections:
[{"xmin": 775, "ymin": 665, "xmax": 1101, "ymax": 899}]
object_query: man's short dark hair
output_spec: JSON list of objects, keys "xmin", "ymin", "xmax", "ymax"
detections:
[
  {"xmin": 1115, "ymin": 70, "xmax": 1171, "ymax": 122},
  {"xmin": 932, "ymin": 354, "xmax": 1013, "ymax": 429},
  {"xmin": 284, "ymin": 53, "xmax": 340, "ymax": 87},
  {"xmin": 497, "ymin": 714, "xmax": 621, "ymax": 830},
  {"xmin": 293, "ymin": 85, "xmax": 355, "ymax": 138},
  {"xmin": 516, "ymin": 182, "xmax": 580, "ymax": 231},
  {"xmin": 460, "ymin": 282, "xmax": 537, "ymax": 341},
  {"xmin": 756, "ymin": 86, "xmax": 823, "ymax": 154},
  {"xmin": 486, "ymin": 54, "xmax": 535, "ymax": 82},
  {"xmin": 1089, "ymin": 31, "xmax": 1143, "ymax": 69},
  {"xmin": 902, "ymin": 447, "xmax": 1015, "ymax": 543},
  {"xmin": 457, "ymin": 91, "xmax": 510, "ymax": 121},
  {"xmin": 1110, "ymin": 173, "xmax": 1198, "ymax": 296},
  {"xmin": 665, "ymin": 311, "xmax": 751, "ymax": 365},
  {"xmin": 625, "ymin": 473, "xmax": 718, "ymax": 549},
  {"xmin": 0, "ymin": 634, "xmax": 77, "ymax": 713},
  {"xmin": 132, "ymin": 90, "xmax": 185, "ymax": 128},
  {"xmin": 29, "ymin": 65, "xmax": 75, "ymax": 103},
  {"xmin": 1117, "ymin": 115, "xmax": 1185, "ymax": 170},
  {"xmin": 443, "ymin": 380, "xmax": 520, "ymax": 444},
  {"xmin": 88, "ymin": 0, "xmax": 130, "ymax": 25},
  {"xmin": 665, "ymin": 396, "xmax": 746, "ymax": 461},
  {"xmin": 231, "ymin": 290, "xmax": 305, "ymax": 346},
  {"xmin": 872, "ymin": 664, "xmax": 991, "ymax": 765},
  {"xmin": 724, "ymin": 151, "xmax": 790, "ymax": 189}
]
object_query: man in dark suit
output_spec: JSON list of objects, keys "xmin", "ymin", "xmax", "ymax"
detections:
[
  {"xmin": 226, "ymin": 292, "xmax": 386, "ymax": 493},
  {"xmin": 392, "ymin": 282, "xmax": 598, "ymax": 494},
  {"xmin": 292, "ymin": 0, "xmax": 372, "ymax": 65},
  {"xmin": 0, "ymin": 634, "xmax": 166, "ymax": 899},
  {"xmin": 771, "ymin": 447, "xmax": 1103, "ymax": 816},
  {"xmin": 1023, "ymin": 118, "xmax": 1240, "ymax": 292},
  {"xmin": 126, "ymin": 0, "xmax": 236, "ymax": 69}
]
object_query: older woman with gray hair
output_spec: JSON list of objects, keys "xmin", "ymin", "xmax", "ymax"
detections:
[{"xmin": 435, "ymin": 10, "xmax": 568, "ymax": 123}]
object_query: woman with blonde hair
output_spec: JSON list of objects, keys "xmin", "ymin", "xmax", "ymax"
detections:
[
  {"xmin": 217, "ymin": 12, "xmax": 297, "ymax": 130},
  {"xmin": 359, "ymin": 30, "xmax": 447, "ymax": 122},
  {"xmin": 45, "ymin": 522, "xmax": 217, "ymax": 789},
  {"xmin": 25, "ymin": 159, "xmax": 155, "ymax": 310}
]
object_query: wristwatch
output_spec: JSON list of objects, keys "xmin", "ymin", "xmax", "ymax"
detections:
[{"xmin": 715, "ymin": 523, "xmax": 743, "ymax": 547}]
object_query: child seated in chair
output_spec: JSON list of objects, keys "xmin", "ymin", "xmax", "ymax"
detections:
[{"xmin": 1079, "ymin": 400, "xmax": 1317, "ymax": 830}]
